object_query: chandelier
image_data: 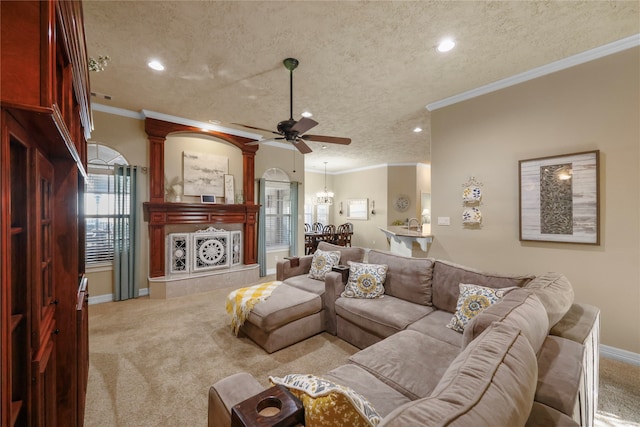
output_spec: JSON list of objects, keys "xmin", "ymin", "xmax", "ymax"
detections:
[{"xmin": 315, "ymin": 162, "xmax": 334, "ymax": 205}]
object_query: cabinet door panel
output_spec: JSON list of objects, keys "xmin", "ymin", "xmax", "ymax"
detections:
[
  {"xmin": 31, "ymin": 333, "xmax": 57, "ymax": 427},
  {"xmin": 32, "ymin": 150, "xmax": 56, "ymax": 352}
]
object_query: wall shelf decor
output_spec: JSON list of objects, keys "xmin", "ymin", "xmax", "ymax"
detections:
[
  {"xmin": 519, "ymin": 150, "xmax": 600, "ymax": 244},
  {"xmin": 462, "ymin": 176, "xmax": 483, "ymax": 227}
]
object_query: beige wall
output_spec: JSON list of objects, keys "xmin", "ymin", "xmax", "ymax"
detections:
[
  {"xmin": 334, "ymin": 167, "xmax": 389, "ymax": 250},
  {"xmin": 430, "ymin": 48, "xmax": 640, "ymax": 353},
  {"xmin": 87, "ymin": 112, "xmax": 150, "ymax": 298}
]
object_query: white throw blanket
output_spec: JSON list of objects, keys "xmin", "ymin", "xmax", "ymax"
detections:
[{"xmin": 225, "ymin": 281, "xmax": 282, "ymax": 336}]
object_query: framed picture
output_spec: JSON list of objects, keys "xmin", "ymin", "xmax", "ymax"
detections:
[
  {"xmin": 519, "ymin": 150, "xmax": 599, "ymax": 244},
  {"xmin": 224, "ymin": 174, "xmax": 234, "ymax": 204},
  {"xmin": 200, "ymin": 194, "xmax": 216, "ymax": 204},
  {"xmin": 347, "ymin": 198, "xmax": 368, "ymax": 220}
]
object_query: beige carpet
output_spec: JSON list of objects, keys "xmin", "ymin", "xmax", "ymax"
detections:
[{"xmin": 85, "ymin": 281, "xmax": 640, "ymax": 426}]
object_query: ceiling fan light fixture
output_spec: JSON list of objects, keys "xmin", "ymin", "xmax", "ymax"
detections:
[
  {"xmin": 301, "ymin": 111, "xmax": 313, "ymax": 118},
  {"xmin": 437, "ymin": 38, "xmax": 456, "ymax": 52}
]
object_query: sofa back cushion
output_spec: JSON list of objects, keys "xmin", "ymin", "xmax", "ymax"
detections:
[
  {"xmin": 524, "ymin": 272, "xmax": 574, "ymax": 328},
  {"xmin": 367, "ymin": 250, "xmax": 434, "ymax": 306},
  {"xmin": 462, "ymin": 288, "xmax": 549, "ymax": 353},
  {"xmin": 317, "ymin": 241, "xmax": 366, "ymax": 265},
  {"xmin": 378, "ymin": 322, "xmax": 537, "ymax": 427},
  {"xmin": 432, "ymin": 260, "xmax": 534, "ymax": 313}
]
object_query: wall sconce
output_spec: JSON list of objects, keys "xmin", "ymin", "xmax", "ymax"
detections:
[
  {"xmin": 370, "ymin": 200, "xmax": 376, "ymax": 215},
  {"xmin": 339, "ymin": 201, "xmax": 344, "ymax": 215}
]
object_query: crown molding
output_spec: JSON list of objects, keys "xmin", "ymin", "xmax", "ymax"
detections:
[
  {"xmin": 92, "ymin": 103, "xmax": 144, "ymax": 119},
  {"xmin": 426, "ymin": 33, "xmax": 640, "ymax": 111},
  {"xmin": 90, "ymin": 104, "xmax": 264, "ymax": 140},
  {"xmin": 141, "ymin": 109, "xmax": 263, "ymax": 140}
]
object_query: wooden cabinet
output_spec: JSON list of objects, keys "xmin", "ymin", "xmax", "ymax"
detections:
[{"xmin": 1, "ymin": 1, "xmax": 91, "ymax": 426}]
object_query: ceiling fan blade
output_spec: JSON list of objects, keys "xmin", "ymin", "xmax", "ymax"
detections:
[
  {"xmin": 290, "ymin": 117, "xmax": 318, "ymax": 134},
  {"xmin": 302, "ymin": 134, "xmax": 352, "ymax": 145},
  {"xmin": 292, "ymin": 138, "xmax": 313, "ymax": 154},
  {"xmin": 232, "ymin": 122, "xmax": 280, "ymax": 135},
  {"xmin": 245, "ymin": 136, "xmax": 286, "ymax": 146}
]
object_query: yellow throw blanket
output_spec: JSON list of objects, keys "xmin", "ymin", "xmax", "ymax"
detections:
[{"xmin": 226, "ymin": 281, "xmax": 282, "ymax": 336}]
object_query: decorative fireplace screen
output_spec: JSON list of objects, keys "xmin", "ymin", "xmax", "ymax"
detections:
[{"xmin": 167, "ymin": 227, "xmax": 242, "ymax": 274}]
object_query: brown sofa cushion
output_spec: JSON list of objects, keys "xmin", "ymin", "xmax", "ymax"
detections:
[
  {"xmin": 247, "ymin": 284, "xmax": 322, "ymax": 332},
  {"xmin": 323, "ymin": 364, "xmax": 412, "ymax": 418},
  {"xmin": 407, "ymin": 310, "xmax": 463, "ymax": 348},
  {"xmin": 550, "ymin": 303, "xmax": 600, "ymax": 344},
  {"xmin": 431, "ymin": 260, "xmax": 534, "ymax": 313},
  {"xmin": 535, "ymin": 336, "xmax": 584, "ymax": 417},
  {"xmin": 317, "ymin": 241, "xmax": 366, "ymax": 265},
  {"xmin": 378, "ymin": 322, "xmax": 537, "ymax": 427},
  {"xmin": 525, "ymin": 272, "xmax": 574, "ymax": 328},
  {"xmin": 462, "ymin": 288, "xmax": 549, "ymax": 354},
  {"xmin": 348, "ymin": 330, "xmax": 460, "ymax": 400},
  {"xmin": 367, "ymin": 250, "xmax": 434, "ymax": 305},
  {"xmin": 335, "ymin": 295, "xmax": 434, "ymax": 339},
  {"xmin": 526, "ymin": 402, "xmax": 580, "ymax": 427}
]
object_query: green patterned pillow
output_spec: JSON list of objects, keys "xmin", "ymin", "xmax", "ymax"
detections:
[
  {"xmin": 269, "ymin": 374, "xmax": 381, "ymax": 427},
  {"xmin": 447, "ymin": 283, "xmax": 511, "ymax": 332},
  {"xmin": 308, "ymin": 250, "xmax": 341, "ymax": 280},
  {"xmin": 341, "ymin": 261, "xmax": 388, "ymax": 299}
]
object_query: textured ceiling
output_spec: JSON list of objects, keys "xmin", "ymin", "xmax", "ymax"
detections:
[{"xmin": 84, "ymin": 1, "xmax": 639, "ymax": 172}]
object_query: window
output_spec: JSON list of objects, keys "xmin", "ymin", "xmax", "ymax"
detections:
[
  {"xmin": 85, "ymin": 143, "xmax": 128, "ymax": 266},
  {"xmin": 316, "ymin": 204, "xmax": 329, "ymax": 225},
  {"xmin": 263, "ymin": 168, "xmax": 292, "ymax": 249}
]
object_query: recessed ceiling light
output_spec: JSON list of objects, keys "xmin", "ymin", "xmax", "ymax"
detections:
[
  {"xmin": 148, "ymin": 60, "xmax": 165, "ymax": 71},
  {"xmin": 301, "ymin": 111, "xmax": 313, "ymax": 118},
  {"xmin": 413, "ymin": 127, "xmax": 423, "ymax": 133},
  {"xmin": 437, "ymin": 39, "xmax": 456, "ymax": 53},
  {"xmin": 208, "ymin": 119, "xmax": 221, "ymax": 125}
]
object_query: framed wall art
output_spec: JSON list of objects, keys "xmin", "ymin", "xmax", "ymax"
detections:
[
  {"xmin": 519, "ymin": 150, "xmax": 599, "ymax": 244},
  {"xmin": 347, "ymin": 198, "xmax": 369, "ymax": 220}
]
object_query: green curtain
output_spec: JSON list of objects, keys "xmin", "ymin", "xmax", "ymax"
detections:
[
  {"xmin": 114, "ymin": 165, "xmax": 138, "ymax": 301},
  {"xmin": 290, "ymin": 181, "xmax": 299, "ymax": 256},
  {"xmin": 257, "ymin": 178, "xmax": 267, "ymax": 276}
]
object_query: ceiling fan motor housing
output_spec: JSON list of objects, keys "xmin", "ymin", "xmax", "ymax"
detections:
[{"xmin": 277, "ymin": 119, "xmax": 298, "ymax": 141}]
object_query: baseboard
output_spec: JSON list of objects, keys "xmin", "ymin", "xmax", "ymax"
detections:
[
  {"xmin": 266, "ymin": 268, "xmax": 276, "ymax": 276},
  {"xmin": 600, "ymin": 344, "xmax": 640, "ymax": 366},
  {"xmin": 88, "ymin": 287, "xmax": 149, "ymax": 305}
]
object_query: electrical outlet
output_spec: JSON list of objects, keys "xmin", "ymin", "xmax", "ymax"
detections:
[{"xmin": 437, "ymin": 216, "xmax": 451, "ymax": 226}]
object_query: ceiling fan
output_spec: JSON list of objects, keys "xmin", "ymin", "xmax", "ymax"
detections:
[{"xmin": 233, "ymin": 58, "xmax": 351, "ymax": 154}]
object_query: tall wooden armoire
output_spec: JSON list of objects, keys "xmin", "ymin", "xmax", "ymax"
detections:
[{"xmin": 1, "ymin": 1, "xmax": 91, "ymax": 426}]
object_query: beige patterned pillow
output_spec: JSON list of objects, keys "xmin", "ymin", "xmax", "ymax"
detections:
[
  {"xmin": 447, "ymin": 283, "xmax": 512, "ymax": 332},
  {"xmin": 341, "ymin": 261, "xmax": 388, "ymax": 299},
  {"xmin": 308, "ymin": 250, "xmax": 341, "ymax": 280}
]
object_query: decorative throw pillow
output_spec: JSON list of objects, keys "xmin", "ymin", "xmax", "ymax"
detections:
[
  {"xmin": 447, "ymin": 283, "xmax": 511, "ymax": 333},
  {"xmin": 269, "ymin": 374, "xmax": 381, "ymax": 427},
  {"xmin": 308, "ymin": 250, "xmax": 341, "ymax": 280},
  {"xmin": 341, "ymin": 261, "xmax": 388, "ymax": 299}
]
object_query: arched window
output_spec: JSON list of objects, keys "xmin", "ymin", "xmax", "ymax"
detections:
[
  {"xmin": 262, "ymin": 168, "xmax": 291, "ymax": 249},
  {"xmin": 85, "ymin": 143, "xmax": 129, "ymax": 266}
]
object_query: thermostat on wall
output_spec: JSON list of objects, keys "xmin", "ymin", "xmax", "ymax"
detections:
[{"xmin": 201, "ymin": 195, "xmax": 216, "ymax": 204}]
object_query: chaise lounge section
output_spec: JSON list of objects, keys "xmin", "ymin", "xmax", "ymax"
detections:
[{"xmin": 210, "ymin": 247, "xmax": 600, "ymax": 427}]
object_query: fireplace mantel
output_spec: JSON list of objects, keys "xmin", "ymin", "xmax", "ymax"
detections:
[{"xmin": 142, "ymin": 117, "xmax": 260, "ymax": 278}]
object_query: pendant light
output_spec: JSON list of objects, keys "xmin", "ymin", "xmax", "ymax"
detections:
[{"xmin": 315, "ymin": 162, "xmax": 334, "ymax": 205}]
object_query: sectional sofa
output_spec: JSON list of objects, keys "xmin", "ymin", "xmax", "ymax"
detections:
[{"xmin": 209, "ymin": 243, "xmax": 600, "ymax": 427}]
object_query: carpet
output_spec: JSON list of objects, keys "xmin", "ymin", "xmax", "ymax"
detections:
[{"xmin": 85, "ymin": 281, "xmax": 640, "ymax": 426}]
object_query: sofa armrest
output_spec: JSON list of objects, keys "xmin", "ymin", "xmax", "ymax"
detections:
[
  {"xmin": 276, "ymin": 255, "xmax": 314, "ymax": 281},
  {"xmin": 208, "ymin": 372, "xmax": 266, "ymax": 427},
  {"xmin": 324, "ymin": 270, "xmax": 348, "ymax": 335}
]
